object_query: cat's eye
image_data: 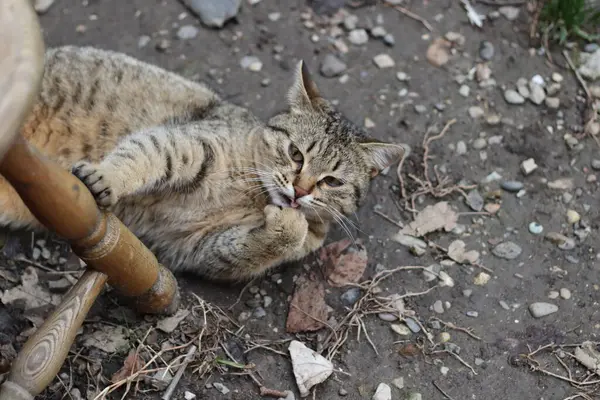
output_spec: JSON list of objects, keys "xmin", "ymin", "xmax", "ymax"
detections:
[
  {"xmin": 321, "ymin": 176, "xmax": 343, "ymax": 187},
  {"xmin": 288, "ymin": 143, "xmax": 304, "ymax": 164}
]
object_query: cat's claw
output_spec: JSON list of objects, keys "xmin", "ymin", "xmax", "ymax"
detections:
[{"xmin": 71, "ymin": 161, "xmax": 118, "ymax": 208}]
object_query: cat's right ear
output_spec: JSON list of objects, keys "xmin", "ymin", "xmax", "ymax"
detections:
[{"xmin": 287, "ymin": 60, "xmax": 324, "ymax": 113}]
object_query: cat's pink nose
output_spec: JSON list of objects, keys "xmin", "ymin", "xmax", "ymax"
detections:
[{"xmin": 293, "ymin": 185, "xmax": 309, "ymax": 199}]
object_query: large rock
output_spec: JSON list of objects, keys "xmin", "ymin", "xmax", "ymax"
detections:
[{"xmin": 181, "ymin": 0, "xmax": 242, "ymax": 28}]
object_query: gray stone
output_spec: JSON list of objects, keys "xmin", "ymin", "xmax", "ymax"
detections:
[
  {"xmin": 138, "ymin": 35, "xmax": 151, "ymax": 48},
  {"xmin": 466, "ymin": 189, "xmax": 484, "ymax": 211},
  {"xmin": 253, "ymin": 307, "xmax": 267, "ymax": 318},
  {"xmin": 472, "ymin": 138, "xmax": 487, "ymax": 150},
  {"xmin": 585, "ymin": 43, "xmax": 600, "ymax": 53},
  {"xmin": 383, "ymin": 34, "xmax": 395, "ymax": 46},
  {"xmin": 310, "ymin": 0, "xmax": 346, "ymax": 14},
  {"xmin": 498, "ymin": 6, "xmax": 520, "ymax": 20},
  {"xmin": 405, "ymin": 317, "xmax": 421, "ymax": 333},
  {"xmin": 371, "ymin": 26, "xmax": 387, "ymax": 38},
  {"xmin": 459, "ymin": 85, "xmax": 470, "ymax": 97},
  {"xmin": 529, "ymin": 83, "xmax": 546, "ymax": 105},
  {"xmin": 592, "ymin": 159, "xmax": 600, "ymax": 170},
  {"xmin": 501, "ymin": 180, "xmax": 524, "ymax": 192},
  {"xmin": 373, "ymin": 54, "xmax": 395, "ymax": 68},
  {"xmin": 414, "ymin": 104, "xmax": 427, "ymax": 114},
  {"xmin": 378, "ymin": 313, "xmax": 398, "ymax": 322},
  {"xmin": 529, "ymin": 302, "xmax": 558, "ymax": 318},
  {"xmin": 392, "ymin": 377, "xmax": 404, "ymax": 390},
  {"xmin": 177, "ymin": 25, "xmax": 199, "ymax": 40},
  {"xmin": 579, "ymin": 49, "xmax": 600, "ymax": 81},
  {"xmin": 263, "ymin": 296, "xmax": 273, "ymax": 307},
  {"xmin": 466, "ymin": 311, "xmax": 479, "ymax": 318},
  {"xmin": 343, "ymin": 14, "xmax": 359, "ymax": 30},
  {"xmin": 339, "ymin": 388, "xmax": 348, "ymax": 396},
  {"xmin": 320, "ymin": 54, "xmax": 347, "ymax": 77},
  {"xmin": 240, "ymin": 56, "xmax": 262, "ymax": 71},
  {"xmin": 406, "ymin": 393, "xmax": 422, "ymax": 400},
  {"xmin": 545, "ymin": 97, "xmax": 560, "ymax": 109},
  {"xmin": 348, "ymin": 29, "xmax": 369, "ymax": 45},
  {"xmin": 492, "ymin": 241, "xmax": 522, "ymax": 260},
  {"xmin": 456, "ymin": 140, "xmax": 467, "ymax": 155},
  {"xmin": 213, "ymin": 382, "xmax": 230, "ymax": 394},
  {"xmin": 468, "ymin": 106, "xmax": 485, "ymax": 119},
  {"xmin": 182, "ymin": 0, "xmax": 242, "ymax": 28},
  {"xmin": 341, "ymin": 288, "xmax": 361, "ymax": 306},
  {"xmin": 479, "ymin": 40, "xmax": 494, "ymax": 60},
  {"xmin": 372, "ymin": 383, "xmax": 391, "ymax": 400},
  {"xmin": 433, "ymin": 300, "xmax": 444, "ymax": 314},
  {"xmin": 504, "ymin": 89, "xmax": 525, "ymax": 104}
]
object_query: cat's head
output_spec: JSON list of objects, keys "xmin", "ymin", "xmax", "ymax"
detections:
[{"xmin": 260, "ymin": 61, "xmax": 410, "ymax": 221}]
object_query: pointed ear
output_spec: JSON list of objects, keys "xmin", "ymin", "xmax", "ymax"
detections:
[
  {"xmin": 359, "ymin": 140, "xmax": 411, "ymax": 177},
  {"xmin": 287, "ymin": 60, "xmax": 324, "ymax": 112}
]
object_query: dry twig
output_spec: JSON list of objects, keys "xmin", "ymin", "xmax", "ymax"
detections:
[{"xmin": 386, "ymin": 4, "xmax": 433, "ymax": 32}]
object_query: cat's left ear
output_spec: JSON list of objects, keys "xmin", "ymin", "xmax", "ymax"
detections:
[
  {"xmin": 359, "ymin": 139, "xmax": 411, "ymax": 178},
  {"xmin": 288, "ymin": 60, "xmax": 324, "ymax": 113}
]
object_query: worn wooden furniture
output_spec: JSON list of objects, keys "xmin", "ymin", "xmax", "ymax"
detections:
[{"xmin": 0, "ymin": 1, "xmax": 181, "ymax": 399}]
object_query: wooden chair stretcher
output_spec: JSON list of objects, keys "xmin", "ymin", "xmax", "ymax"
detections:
[{"xmin": 0, "ymin": 1, "xmax": 180, "ymax": 399}]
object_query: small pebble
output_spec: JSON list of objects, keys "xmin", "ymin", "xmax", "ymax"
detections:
[
  {"xmin": 529, "ymin": 302, "xmax": 558, "ymax": 318},
  {"xmin": 184, "ymin": 391, "xmax": 196, "ymax": 400},
  {"xmin": 474, "ymin": 272, "xmax": 491, "ymax": 286},
  {"xmin": 406, "ymin": 393, "xmax": 422, "ymax": 400},
  {"xmin": 348, "ymin": 29, "xmax": 369, "ymax": 45},
  {"xmin": 253, "ymin": 307, "xmax": 266, "ymax": 319},
  {"xmin": 479, "ymin": 40, "xmax": 494, "ymax": 60},
  {"xmin": 499, "ymin": 300, "xmax": 510, "ymax": 310},
  {"xmin": 392, "ymin": 377, "xmax": 404, "ymax": 390},
  {"xmin": 560, "ymin": 288, "xmax": 571, "ymax": 300},
  {"xmin": 405, "ymin": 317, "xmax": 421, "ymax": 333},
  {"xmin": 521, "ymin": 158, "xmax": 537, "ymax": 175},
  {"xmin": 466, "ymin": 311, "xmax": 479, "ymax": 318},
  {"xmin": 545, "ymin": 97, "xmax": 560, "ymax": 109},
  {"xmin": 528, "ymin": 222, "xmax": 543, "ymax": 235},
  {"xmin": 391, "ymin": 324, "xmax": 412, "ymax": 336},
  {"xmin": 472, "ymin": 138, "xmax": 487, "ymax": 150},
  {"xmin": 566, "ymin": 209, "xmax": 580, "ymax": 224},
  {"xmin": 396, "ymin": 71, "xmax": 409, "ymax": 81},
  {"xmin": 263, "ymin": 296, "xmax": 273, "ymax": 308},
  {"xmin": 492, "ymin": 241, "xmax": 522, "ymax": 260},
  {"xmin": 371, "ymin": 26, "xmax": 386, "ymax": 38},
  {"xmin": 372, "ymin": 383, "xmax": 391, "ymax": 400},
  {"xmin": 504, "ymin": 89, "xmax": 525, "ymax": 104},
  {"xmin": 378, "ymin": 313, "xmax": 398, "ymax": 322},
  {"xmin": 414, "ymin": 104, "xmax": 427, "ymax": 114},
  {"xmin": 320, "ymin": 54, "xmax": 347, "ymax": 77},
  {"xmin": 339, "ymin": 388, "xmax": 348, "ymax": 396},
  {"xmin": 501, "ymin": 180, "xmax": 524, "ymax": 192},
  {"xmin": 456, "ymin": 141, "xmax": 467, "ymax": 155},
  {"xmin": 138, "ymin": 35, "xmax": 151, "ymax": 48},
  {"xmin": 383, "ymin": 34, "xmax": 395, "ymax": 46},
  {"xmin": 439, "ymin": 332, "xmax": 451, "ymax": 343},
  {"xmin": 341, "ymin": 288, "xmax": 361, "ymax": 306},
  {"xmin": 592, "ymin": 159, "xmax": 600, "ymax": 170},
  {"xmin": 468, "ymin": 106, "xmax": 484, "ymax": 119},
  {"xmin": 548, "ymin": 291, "xmax": 559, "ymax": 299},
  {"xmin": 433, "ymin": 300, "xmax": 444, "ymax": 314},
  {"xmin": 373, "ymin": 54, "xmax": 395, "ymax": 68},
  {"xmin": 176, "ymin": 25, "xmax": 199, "ymax": 40},
  {"xmin": 240, "ymin": 56, "xmax": 263, "ymax": 72},
  {"xmin": 475, "ymin": 358, "xmax": 485, "ymax": 366},
  {"xmin": 213, "ymin": 383, "xmax": 230, "ymax": 395},
  {"xmin": 440, "ymin": 366, "xmax": 450, "ymax": 376},
  {"xmin": 459, "ymin": 85, "xmax": 470, "ymax": 97},
  {"xmin": 552, "ymin": 72, "xmax": 563, "ymax": 83}
]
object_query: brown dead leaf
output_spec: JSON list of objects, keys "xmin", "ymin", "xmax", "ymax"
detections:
[
  {"xmin": 0, "ymin": 267, "xmax": 61, "ymax": 310},
  {"xmin": 321, "ymin": 239, "xmax": 368, "ymax": 287},
  {"xmin": 426, "ymin": 37, "xmax": 451, "ymax": 67},
  {"xmin": 111, "ymin": 349, "xmax": 144, "ymax": 383},
  {"xmin": 286, "ymin": 275, "xmax": 328, "ymax": 333},
  {"xmin": 400, "ymin": 202, "xmax": 458, "ymax": 237},
  {"xmin": 447, "ymin": 240, "xmax": 480, "ymax": 264}
]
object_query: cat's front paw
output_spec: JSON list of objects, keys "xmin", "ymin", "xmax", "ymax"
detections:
[
  {"xmin": 263, "ymin": 205, "xmax": 308, "ymax": 251},
  {"xmin": 71, "ymin": 161, "xmax": 119, "ymax": 208}
]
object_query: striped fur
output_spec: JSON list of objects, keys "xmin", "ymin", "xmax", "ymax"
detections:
[{"xmin": 0, "ymin": 46, "xmax": 408, "ymax": 280}]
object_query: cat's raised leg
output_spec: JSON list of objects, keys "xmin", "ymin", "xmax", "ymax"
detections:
[
  {"xmin": 71, "ymin": 126, "xmax": 214, "ymax": 207},
  {"xmin": 174, "ymin": 205, "xmax": 310, "ymax": 280}
]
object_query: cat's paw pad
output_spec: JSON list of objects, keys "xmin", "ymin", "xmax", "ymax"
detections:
[
  {"xmin": 71, "ymin": 161, "xmax": 118, "ymax": 208},
  {"xmin": 263, "ymin": 205, "xmax": 308, "ymax": 249}
]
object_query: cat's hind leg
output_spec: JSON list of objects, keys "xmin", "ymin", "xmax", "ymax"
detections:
[{"xmin": 0, "ymin": 175, "xmax": 44, "ymax": 231}]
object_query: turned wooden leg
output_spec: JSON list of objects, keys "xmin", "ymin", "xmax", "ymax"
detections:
[{"xmin": 0, "ymin": 0, "xmax": 181, "ymax": 398}]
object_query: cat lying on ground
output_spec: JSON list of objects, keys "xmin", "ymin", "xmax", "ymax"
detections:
[{"xmin": 0, "ymin": 46, "xmax": 409, "ymax": 280}]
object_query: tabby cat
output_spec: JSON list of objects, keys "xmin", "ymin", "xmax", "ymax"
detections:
[{"xmin": 0, "ymin": 46, "xmax": 409, "ymax": 280}]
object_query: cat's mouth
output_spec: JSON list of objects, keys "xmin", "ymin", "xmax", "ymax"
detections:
[{"xmin": 268, "ymin": 188, "xmax": 300, "ymax": 209}]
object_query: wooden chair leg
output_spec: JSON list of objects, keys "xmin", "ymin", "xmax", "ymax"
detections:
[{"xmin": 0, "ymin": 0, "xmax": 181, "ymax": 398}]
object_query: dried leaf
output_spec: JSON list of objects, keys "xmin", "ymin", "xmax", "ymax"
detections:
[
  {"xmin": 575, "ymin": 341, "xmax": 600, "ymax": 375},
  {"xmin": 111, "ymin": 349, "xmax": 144, "ymax": 383},
  {"xmin": 289, "ymin": 340, "xmax": 333, "ymax": 397},
  {"xmin": 321, "ymin": 239, "xmax": 368, "ymax": 287},
  {"xmin": 83, "ymin": 324, "xmax": 129, "ymax": 353},
  {"xmin": 0, "ymin": 267, "xmax": 60, "ymax": 310},
  {"xmin": 286, "ymin": 276, "xmax": 328, "ymax": 333},
  {"xmin": 400, "ymin": 202, "xmax": 458, "ymax": 237},
  {"xmin": 447, "ymin": 240, "xmax": 480, "ymax": 264},
  {"xmin": 156, "ymin": 309, "xmax": 190, "ymax": 333}
]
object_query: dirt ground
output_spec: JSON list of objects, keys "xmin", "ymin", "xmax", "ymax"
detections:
[{"xmin": 2, "ymin": 0, "xmax": 600, "ymax": 399}]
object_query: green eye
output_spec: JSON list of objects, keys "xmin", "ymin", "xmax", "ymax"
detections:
[
  {"xmin": 288, "ymin": 143, "xmax": 304, "ymax": 164},
  {"xmin": 321, "ymin": 176, "xmax": 343, "ymax": 187}
]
